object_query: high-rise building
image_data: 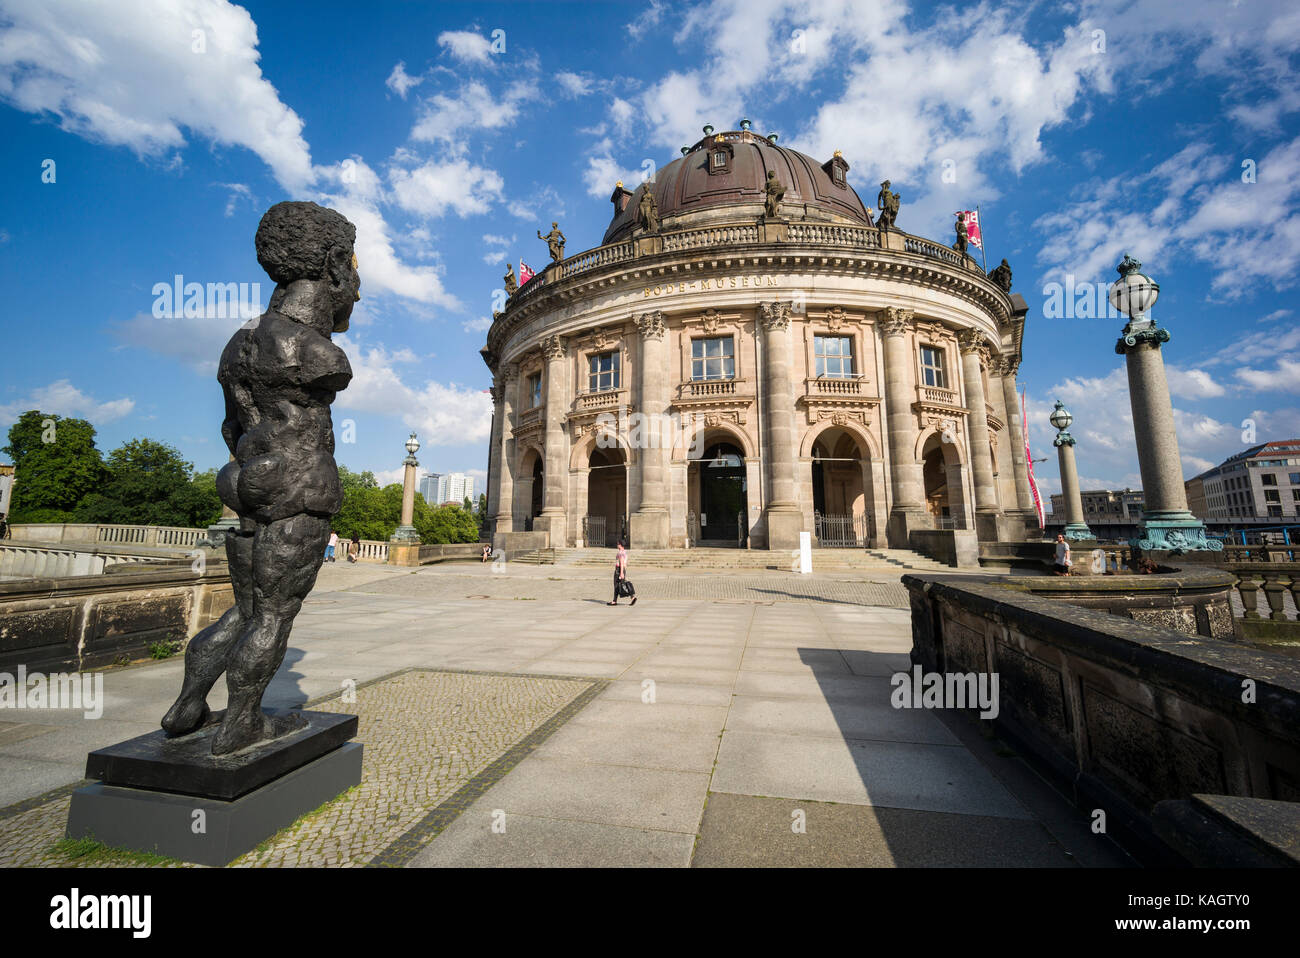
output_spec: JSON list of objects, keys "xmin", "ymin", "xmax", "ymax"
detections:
[{"xmin": 418, "ymin": 472, "xmax": 474, "ymax": 506}]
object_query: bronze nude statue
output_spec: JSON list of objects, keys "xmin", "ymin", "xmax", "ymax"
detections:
[
  {"xmin": 162, "ymin": 201, "xmax": 359, "ymax": 755},
  {"xmin": 763, "ymin": 170, "xmax": 786, "ymax": 219},
  {"xmin": 538, "ymin": 222, "xmax": 566, "ymax": 262}
]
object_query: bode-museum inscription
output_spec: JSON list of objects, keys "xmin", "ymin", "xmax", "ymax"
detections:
[{"xmin": 642, "ymin": 274, "xmax": 781, "ymax": 297}]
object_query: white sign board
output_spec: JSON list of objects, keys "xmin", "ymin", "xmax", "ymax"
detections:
[{"xmin": 798, "ymin": 531, "xmax": 812, "ymax": 574}]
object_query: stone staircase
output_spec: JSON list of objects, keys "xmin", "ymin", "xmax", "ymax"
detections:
[{"xmin": 510, "ymin": 546, "xmax": 954, "ymax": 572}]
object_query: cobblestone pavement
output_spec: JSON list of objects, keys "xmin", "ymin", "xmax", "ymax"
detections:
[{"xmin": 0, "ymin": 670, "xmax": 596, "ymax": 867}]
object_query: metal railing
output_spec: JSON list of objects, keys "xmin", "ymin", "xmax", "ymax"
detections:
[
  {"xmin": 583, "ymin": 515, "xmax": 607, "ymax": 547},
  {"xmin": 935, "ymin": 515, "xmax": 966, "ymax": 530},
  {"xmin": 816, "ymin": 511, "xmax": 868, "ymax": 548}
]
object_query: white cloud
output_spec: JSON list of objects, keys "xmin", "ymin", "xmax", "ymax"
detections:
[
  {"xmin": 388, "ymin": 158, "xmax": 505, "ymax": 219},
  {"xmin": 626, "ymin": 0, "xmax": 667, "ymax": 38},
  {"xmin": 437, "ymin": 30, "xmax": 494, "ymax": 65},
  {"xmin": 556, "ymin": 71, "xmax": 590, "ymax": 97},
  {"xmin": 410, "ymin": 80, "xmax": 533, "ymax": 149},
  {"xmin": 582, "ymin": 138, "xmax": 646, "ymax": 198},
  {"xmin": 215, "ymin": 181, "xmax": 253, "ymax": 217},
  {"xmin": 462, "ymin": 317, "xmax": 492, "ymax": 334},
  {"xmin": 0, "ymin": 379, "xmax": 134, "ymax": 426},
  {"xmin": 1165, "ymin": 366, "xmax": 1227, "ymax": 400},
  {"xmin": 0, "ymin": 0, "xmax": 314, "ymax": 191},
  {"xmin": 334, "ymin": 336, "xmax": 492, "ymax": 446},
  {"xmin": 386, "ymin": 61, "xmax": 423, "ymax": 98}
]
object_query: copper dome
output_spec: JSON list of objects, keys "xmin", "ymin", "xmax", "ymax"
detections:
[{"xmin": 603, "ymin": 131, "xmax": 872, "ymax": 244}]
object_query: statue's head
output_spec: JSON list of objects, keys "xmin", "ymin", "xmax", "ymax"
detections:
[
  {"xmin": 1001, "ymin": 258, "xmax": 1009, "ymax": 267},
  {"xmin": 552, "ymin": 221, "xmax": 558, "ymax": 228},
  {"xmin": 256, "ymin": 201, "xmax": 360, "ymax": 333},
  {"xmin": 881, "ymin": 180, "xmax": 890, "ymax": 189}
]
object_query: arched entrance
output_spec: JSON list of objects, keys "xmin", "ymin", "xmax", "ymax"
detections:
[
  {"xmin": 921, "ymin": 432, "xmax": 966, "ymax": 528},
  {"xmin": 517, "ymin": 447, "xmax": 543, "ymax": 531},
  {"xmin": 585, "ymin": 445, "xmax": 626, "ymax": 547},
  {"xmin": 692, "ymin": 441, "xmax": 748, "ymax": 546},
  {"xmin": 811, "ymin": 428, "xmax": 870, "ymax": 546}
]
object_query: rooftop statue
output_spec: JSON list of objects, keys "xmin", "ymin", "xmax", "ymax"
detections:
[
  {"xmin": 538, "ymin": 221, "xmax": 566, "ymax": 263},
  {"xmin": 162, "ymin": 201, "xmax": 358, "ymax": 755},
  {"xmin": 763, "ymin": 170, "xmax": 786, "ymax": 219},
  {"xmin": 504, "ymin": 261, "xmax": 518, "ymax": 296},
  {"xmin": 637, "ymin": 187, "xmax": 660, "ymax": 233},
  {"xmin": 989, "ymin": 258, "xmax": 1013, "ymax": 292},
  {"xmin": 954, "ymin": 211, "xmax": 969, "ymax": 256},
  {"xmin": 877, "ymin": 180, "xmax": 901, "ymax": 231}
]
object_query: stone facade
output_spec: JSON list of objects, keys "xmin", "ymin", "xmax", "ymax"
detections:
[{"xmin": 483, "ymin": 133, "xmax": 1032, "ymax": 550}]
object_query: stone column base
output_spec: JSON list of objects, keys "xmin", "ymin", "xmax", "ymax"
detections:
[
  {"xmin": 976, "ymin": 512, "xmax": 1031, "ymax": 543},
  {"xmin": 388, "ymin": 543, "xmax": 421, "ymax": 567},
  {"xmin": 887, "ymin": 509, "xmax": 931, "ymax": 549},
  {"xmin": 533, "ymin": 513, "xmax": 567, "ymax": 548},
  {"xmin": 629, "ymin": 510, "xmax": 670, "ymax": 549},
  {"xmin": 765, "ymin": 508, "xmax": 804, "ymax": 552},
  {"xmin": 1131, "ymin": 513, "xmax": 1224, "ymax": 553}
]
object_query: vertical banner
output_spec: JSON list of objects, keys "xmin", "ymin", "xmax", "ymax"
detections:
[{"xmin": 1023, "ymin": 389, "xmax": 1045, "ymax": 528}]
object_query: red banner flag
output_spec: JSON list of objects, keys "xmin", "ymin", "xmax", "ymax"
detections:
[
  {"xmin": 1023, "ymin": 389, "xmax": 1044, "ymax": 528},
  {"xmin": 959, "ymin": 210, "xmax": 983, "ymax": 249},
  {"xmin": 519, "ymin": 259, "xmax": 535, "ymax": 284}
]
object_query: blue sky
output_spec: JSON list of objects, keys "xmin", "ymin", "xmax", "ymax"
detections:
[{"xmin": 1, "ymin": 0, "xmax": 1297, "ymax": 498}]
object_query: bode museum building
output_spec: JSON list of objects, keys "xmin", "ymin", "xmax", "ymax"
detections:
[{"xmin": 482, "ymin": 124, "xmax": 1035, "ymax": 552}]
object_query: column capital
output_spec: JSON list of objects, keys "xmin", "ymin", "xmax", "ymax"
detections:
[
  {"xmin": 1115, "ymin": 323, "xmax": 1171, "ymax": 354},
  {"xmin": 759, "ymin": 300, "xmax": 792, "ymax": 331},
  {"xmin": 879, "ymin": 307, "xmax": 913, "ymax": 336},
  {"xmin": 957, "ymin": 329, "xmax": 988, "ymax": 355},
  {"xmin": 635, "ymin": 310, "xmax": 666, "ymax": 340},
  {"xmin": 995, "ymin": 356, "xmax": 1019, "ymax": 378},
  {"xmin": 498, "ymin": 362, "xmax": 518, "ymax": 385},
  {"xmin": 540, "ymin": 334, "xmax": 566, "ymax": 362},
  {"xmin": 1052, "ymin": 431, "xmax": 1076, "ymax": 447}
]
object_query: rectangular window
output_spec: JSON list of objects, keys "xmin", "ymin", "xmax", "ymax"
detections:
[
  {"xmin": 587, "ymin": 350, "xmax": 620, "ymax": 392},
  {"xmin": 1265, "ymin": 489, "xmax": 1280, "ymax": 502},
  {"xmin": 712, "ymin": 151, "xmax": 727, "ymax": 169},
  {"xmin": 692, "ymin": 337, "xmax": 735, "ymax": 381},
  {"xmin": 1290, "ymin": 473, "xmax": 1300, "ymax": 484},
  {"xmin": 528, "ymin": 372, "xmax": 542, "ymax": 408},
  {"xmin": 1292, "ymin": 489, "xmax": 1300, "ymax": 501},
  {"xmin": 1268, "ymin": 505, "xmax": 1283, "ymax": 517},
  {"xmin": 1263, "ymin": 474, "xmax": 1277, "ymax": 485},
  {"xmin": 814, "ymin": 335, "xmax": 854, "ymax": 378},
  {"xmin": 919, "ymin": 346, "xmax": 947, "ymax": 388}
]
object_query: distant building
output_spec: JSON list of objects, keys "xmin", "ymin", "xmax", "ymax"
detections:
[
  {"xmin": 418, "ymin": 472, "xmax": 474, "ymax": 507},
  {"xmin": 1049, "ymin": 487, "xmax": 1143, "ymax": 524},
  {"xmin": 1186, "ymin": 439, "xmax": 1300, "ymax": 520}
]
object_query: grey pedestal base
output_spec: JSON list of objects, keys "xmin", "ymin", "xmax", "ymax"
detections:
[{"xmin": 66, "ymin": 742, "xmax": 362, "ymax": 866}]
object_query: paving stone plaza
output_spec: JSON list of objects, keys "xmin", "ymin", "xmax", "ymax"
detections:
[{"xmin": 0, "ymin": 561, "xmax": 1129, "ymax": 867}]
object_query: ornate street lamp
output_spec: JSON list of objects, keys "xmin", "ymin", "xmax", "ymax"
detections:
[
  {"xmin": 1050, "ymin": 401, "xmax": 1093, "ymax": 541},
  {"xmin": 391, "ymin": 432, "xmax": 421, "ymax": 543},
  {"xmin": 1109, "ymin": 256, "xmax": 1220, "ymax": 553}
]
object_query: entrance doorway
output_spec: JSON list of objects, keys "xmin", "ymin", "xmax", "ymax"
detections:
[
  {"xmin": 696, "ymin": 442, "xmax": 747, "ymax": 545},
  {"xmin": 585, "ymin": 445, "xmax": 626, "ymax": 547}
]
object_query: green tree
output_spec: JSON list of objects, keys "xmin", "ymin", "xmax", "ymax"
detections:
[
  {"xmin": 74, "ymin": 439, "xmax": 210, "ymax": 527},
  {"xmin": 2, "ymin": 411, "xmax": 106, "ymax": 522},
  {"xmin": 187, "ymin": 468, "xmax": 225, "ymax": 528},
  {"xmin": 463, "ymin": 495, "xmax": 472, "ymax": 512}
]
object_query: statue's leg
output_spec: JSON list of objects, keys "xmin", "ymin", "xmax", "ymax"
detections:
[
  {"xmin": 161, "ymin": 530, "xmax": 253, "ymax": 735},
  {"xmin": 211, "ymin": 514, "xmax": 330, "ymax": 755}
]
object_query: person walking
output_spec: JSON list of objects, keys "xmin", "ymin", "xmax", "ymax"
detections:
[
  {"xmin": 1053, "ymin": 533, "xmax": 1072, "ymax": 576},
  {"xmin": 347, "ymin": 534, "xmax": 360, "ymax": 563},
  {"xmin": 608, "ymin": 541, "xmax": 636, "ymax": 606},
  {"xmin": 325, "ymin": 529, "xmax": 339, "ymax": 562}
]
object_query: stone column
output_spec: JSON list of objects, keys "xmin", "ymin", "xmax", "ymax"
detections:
[
  {"xmin": 998, "ymin": 358, "xmax": 1035, "ymax": 515},
  {"xmin": 1053, "ymin": 427, "xmax": 1092, "ymax": 540},
  {"xmin": 1117, "ymin": 321, "xmax": 1218, "ymax": 551},
  {"xmin": 629, "ymin": 310, "xmax": 670, "ymax": 547},
  {"xmin": 759, "ymin": 301, "xmax": 802, "ymax": 550},
  {"xmin": 880, "ymin": 308, "xmax": 926, "ymax": 545},
  {"xmin": 535, "ymin": 335, "xmax": 568, "ymax": 547},
  {"xmin": 492, "ymin": 364, "xmax": 516, "ymax": 548},
  {"xmin": 957, "ymin": 331, "xmax": 1000, "ymax": 540}
]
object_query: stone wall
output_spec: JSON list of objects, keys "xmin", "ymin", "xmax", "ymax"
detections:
[
  {"xmin": 904, "ymin": 574, "xmax": 1300, "ymax": 863},
  {"xmin": 908, "ymin": 528, "xmax": 979, "ymax": 568},
  {"xmin": 0, "ymin": 563, "xmax": 234, "ymax": 673}
]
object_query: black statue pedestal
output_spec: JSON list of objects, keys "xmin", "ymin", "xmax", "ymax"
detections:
[{"xmin": 66, "ymin": 710, "xmax": 362, "ymax": 866}]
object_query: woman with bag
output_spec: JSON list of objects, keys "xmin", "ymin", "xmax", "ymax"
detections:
[{"xmin": 609, "ymin": 541, "xmax": 636, "ymax": 606}]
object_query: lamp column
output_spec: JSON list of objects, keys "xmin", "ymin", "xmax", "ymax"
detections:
[
  {"xmin": 1050, "ymin": 401, "xmax": 1093, "ymax": 541},
  {"xmin": 388, "ymin": 432, "xmax": 422, "ymax": 566}
]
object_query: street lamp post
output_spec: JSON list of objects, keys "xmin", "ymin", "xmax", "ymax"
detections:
[
  {"xmin": 1050, "ymin": 400, "xmax": 1093, "ymax": 541},
  {"xmin": 391, "ymin": 432, "xmax": 421, "ymax": 543},
  {"xmin": 1109, "ymin": 255, "xmax": 1221, "ymax": 553}
]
